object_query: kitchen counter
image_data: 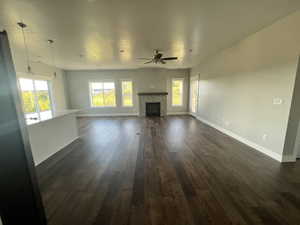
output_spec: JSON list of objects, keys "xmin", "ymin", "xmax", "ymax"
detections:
[{"xmin": 27, "ymin": 109, "xmax": 79, "ymax": 126}]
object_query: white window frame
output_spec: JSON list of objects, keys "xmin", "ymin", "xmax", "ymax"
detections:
[
  {"xmin": 18, "ymin": 78, "xmax": 53, "ymax": 121},
  {"xmin": 171, "ymin": 78, "xmax": 184, "ymax": 107},
  {"xmin": 89, "ymin": 81, "xmax": 117, "ymax": 108},
  {"xmin": 121, "ymin": 79, "xmax": 134, "ymax": 107}
]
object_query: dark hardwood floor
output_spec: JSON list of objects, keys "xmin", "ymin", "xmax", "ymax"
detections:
[{"xmin": 37, "ymin": 116, "xmax": 300, "ymax": 225}]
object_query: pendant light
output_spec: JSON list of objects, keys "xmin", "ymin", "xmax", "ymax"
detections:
[
  {"xmin": 48, "ymin": 39, "xmax": 57, "ymax": 78},
  {"xmin": 17, "ymin": 22, "xmax": 33, "ymax": 74}
]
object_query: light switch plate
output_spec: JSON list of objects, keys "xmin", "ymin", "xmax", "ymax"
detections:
[{"xmin": 273, "ymin": 98, "xmax": 283, "ymax": 105}]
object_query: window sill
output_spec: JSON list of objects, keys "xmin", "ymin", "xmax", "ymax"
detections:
[{"xmin": 90, "ymin": 106, "xmax": 117, "ymax": 108}]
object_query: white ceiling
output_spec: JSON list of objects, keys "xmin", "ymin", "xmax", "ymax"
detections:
[{"xmin": 1, "ymin": 0, "xmax": 300, "ymax": 70}]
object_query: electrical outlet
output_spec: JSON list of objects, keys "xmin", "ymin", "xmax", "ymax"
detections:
[{"xmin": 225, "ymin": 121, "xmax": 230, "ymax": 126}]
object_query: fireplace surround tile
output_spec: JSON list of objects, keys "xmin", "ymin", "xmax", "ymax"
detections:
[{"xmin": 138, "ymin": 93, "xmax": 168, "ymax": 117}]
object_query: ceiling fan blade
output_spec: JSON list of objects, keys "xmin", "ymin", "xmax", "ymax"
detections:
[
  {"xmin": 161, "ymin": 57, "xmax": 178, "ymax": 60},
  {"xmin": 144, "ymin": 60, "xmax": 153, "ymax": 64},
  {"xmin": 137, "ymin": 57, "xmax": 152, "ymax": 60}
]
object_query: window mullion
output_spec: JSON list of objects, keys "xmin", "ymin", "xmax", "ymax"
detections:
[
  {"xmin": 32, "ymin": 79, "xmax": 41, "ymax": 120},
  {"xmin": 104, "ymin": 88, "xmax": 107, "ymax": 106},
  {"xmin": 101, "ymin": 83, "xmax": 105, "ymax": 105},
  {"xmin": 47, "ymin": 81, "xmax": 54, "ymax": 113}
]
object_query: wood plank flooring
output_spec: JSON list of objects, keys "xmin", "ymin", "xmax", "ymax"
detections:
[{"xmin": 37, "ymin": 116, "xmax": 300, "ymax": 225}]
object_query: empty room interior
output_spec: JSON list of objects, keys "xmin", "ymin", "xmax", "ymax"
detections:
[{"xmin": 1, "ymin": 1, "xmax": 300, "ymax": 225}]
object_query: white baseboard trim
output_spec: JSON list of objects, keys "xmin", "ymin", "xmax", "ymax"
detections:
[
  {"xmin": 77, "ymin": 113, "xmax": 139, "ymax": 117},
  {"xmin": 77, "ymin": 112, "xmax": 189, "ymax": 117},
  {"xmin": 35, "ymin": 136, "xmax": 79, "ymax": 166},
  {"xmin": 194, "ymin": 116, "xmax": 283, "ymax": 162},
  {"xmin": 167, "ymin": 112, "xmax": 189, "ymax": 115},
  {"xmin": 281, "ymin": 154, "xmax": 297, "ymax": 163},
  {"xmin": 189, "ymin": 112, "xmax": 198, "ymax": 117}
]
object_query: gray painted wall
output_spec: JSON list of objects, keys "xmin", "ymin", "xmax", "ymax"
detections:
[
  {"xmin": 190, "ymin": 11, "xmax": 300, "ymax": 158},
  {"xmin": 191, "ymin": 61, "xmax": 297, "ymax": 155},
  {"xmin": 51, "ymin": 70, "xmax": 68, "ymax": 111},
  {"xmin": 65, "ymin": 68, "xmax": 189, "ymax": 115}
]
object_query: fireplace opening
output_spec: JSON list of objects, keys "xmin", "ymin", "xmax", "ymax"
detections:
[{"xmin": 146, "ymin": 102, "xmax": 161, "ymax": 117}]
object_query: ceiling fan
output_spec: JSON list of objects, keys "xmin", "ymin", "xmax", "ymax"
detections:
[{"xmin": 137, "ymin": 50, "xmax": 178, "ymax": 64}]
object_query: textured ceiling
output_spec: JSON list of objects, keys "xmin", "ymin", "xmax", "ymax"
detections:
[{"xmin": 1, "ymin": 0, "xmax": 300, "ymax": 70}]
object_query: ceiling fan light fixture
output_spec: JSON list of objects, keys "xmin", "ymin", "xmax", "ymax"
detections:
[{"xmin": 138, "ymin": 49, "xmax": 178, "ymax": 65}]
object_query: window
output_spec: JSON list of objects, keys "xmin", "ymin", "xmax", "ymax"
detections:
[
  {"xmin": 19, "ymin": 78, "xmax": 52, "ymax": 123},
  {"xmin": 89, "ymin": 82, "xmax": 116, "ymax": 107},
  {"xmin": 172, "ymin": 78, "xmax": 183, "ymax": 106},
  {"xmin": 121, "ymin": 80, "xmax": 133, "ymax": 107}
]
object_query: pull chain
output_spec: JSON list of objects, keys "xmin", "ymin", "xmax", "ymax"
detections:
[
  {"xmin": 17, "ymin": 22, "xmax": 32, "ymax": 73},
  {"xmin": 48, "ymin": 39, "xmax": 56, "ymax": 78}
]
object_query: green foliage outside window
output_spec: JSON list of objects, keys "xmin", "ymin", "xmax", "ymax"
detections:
[
  {"xmin": 21, "ymin": 91, "xmax": 36, "ymax": 113},
  {"xmin": 92, "ymin": 89, "xmax": 116, "ymax": 107},
  {"xmin": 37, "ymin": 91, "xmax": 51, "ymax": 111},
  {"xmin": 172, "ymin": 80, "xmax": 183, "ymax": 106},
  {"xmin": 19, "ymin": 78, "xmax": 51, "ymax": 117},
  {"xmin": 21, "ymin": 90, "xmax": 51, "ymax": 113},
  {"xmin": 122, "ymin": 81, "xmax": 133, "ymax": 106}
]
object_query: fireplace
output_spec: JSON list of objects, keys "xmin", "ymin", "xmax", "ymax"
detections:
[
  {"xmin": 138, "ymin": 92, "xmax": 168, "ymax": 117},
  {"xmin": 146, "ymin": 102, "xmax": 160, "ymax": 117}
]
